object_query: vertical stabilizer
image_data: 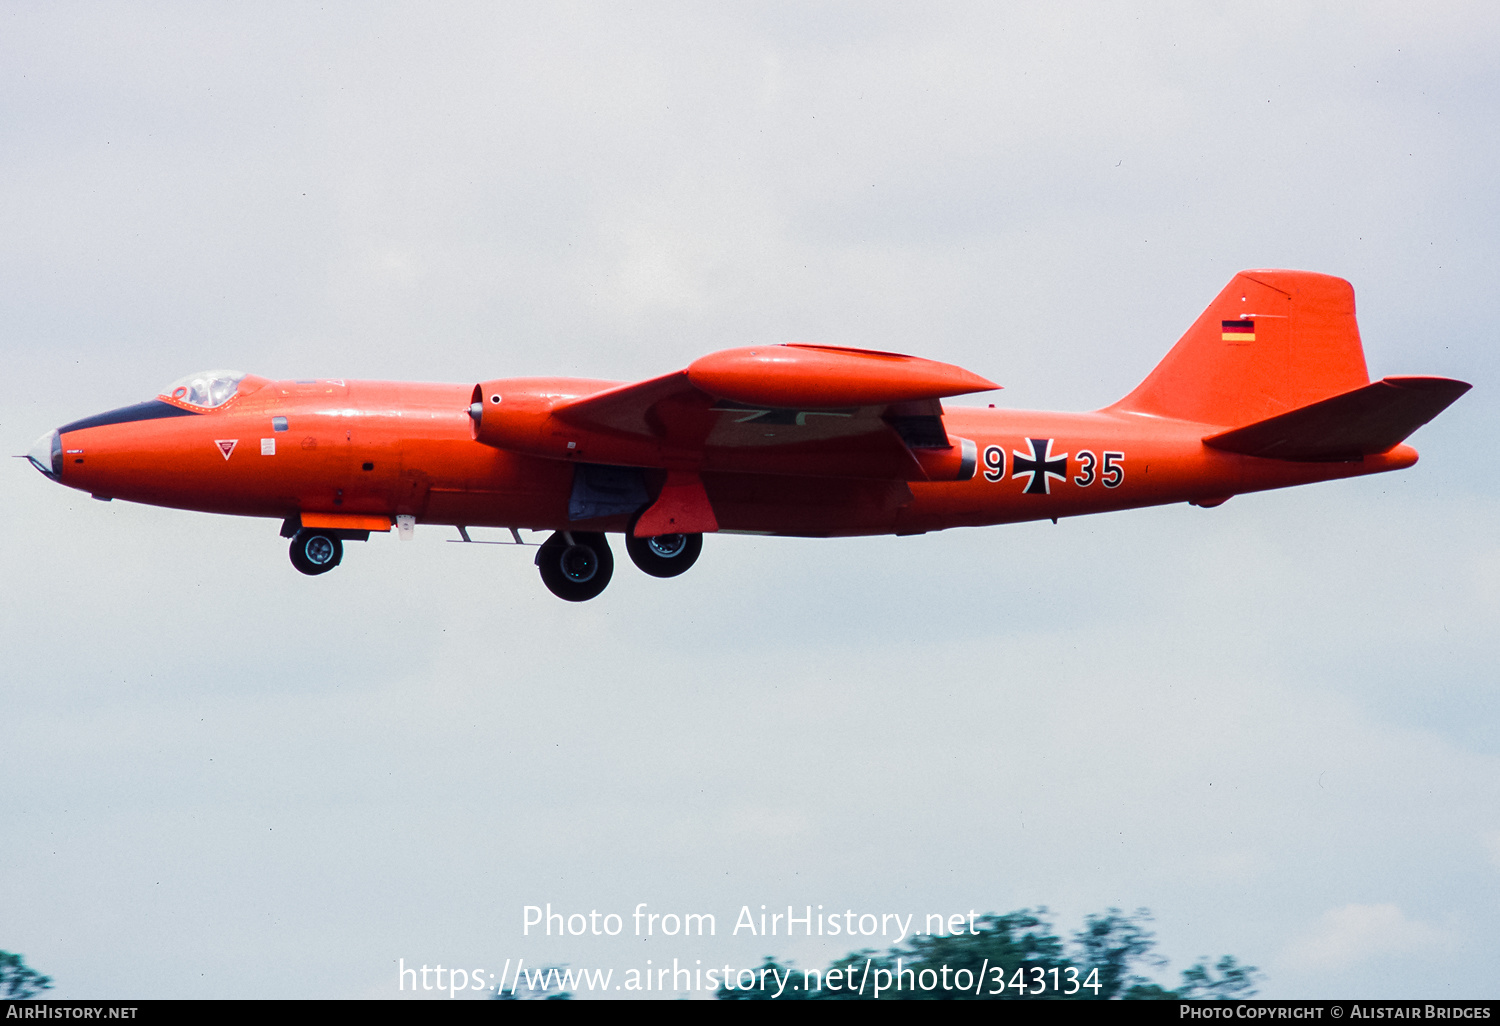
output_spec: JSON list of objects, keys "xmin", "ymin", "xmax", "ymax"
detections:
[{"xmin": 1111, "ymin": 270, "xmax": 1371, "ymax": 428}]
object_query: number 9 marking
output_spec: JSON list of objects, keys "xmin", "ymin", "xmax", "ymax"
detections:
[{"xmin": 982, "ymin": 445, "xmax": 1005, "ymax": 482}]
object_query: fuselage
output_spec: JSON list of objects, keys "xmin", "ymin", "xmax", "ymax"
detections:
[{"xmin": 36, "ymin": 375, "xmax": 1416, "ymax": 539}]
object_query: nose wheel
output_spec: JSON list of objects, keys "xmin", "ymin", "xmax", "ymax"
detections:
[
  {"xmin": 625, "ymin": 530, "xmax": 702, "ymax": 578},
  {"xmin": 536, "ymin": 531, "xmax": 614, "ymax": 601},
  {"xmin": 289, "ymin": 528, "xmax": 343, "ymax": 575}
]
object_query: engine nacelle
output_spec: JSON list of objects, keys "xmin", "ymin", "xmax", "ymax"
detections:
[
  {"xmin": 468, "ymin": 377, "xmax": 643, "ymax": 464},
  {"xmin": 469, "ymin": 380, "xmax": 552, "ymax": 452},
  {"xmin": 910, "ymin": 437, "xmax": 978, "ymax": 481}
]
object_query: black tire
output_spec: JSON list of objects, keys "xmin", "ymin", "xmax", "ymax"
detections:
[
  {"xmin": 289, "ymin": 529, "xmax": 343, "ymax": 575},
  {"xmin": 625, "ymin": 530, "xmax": 702, "ymax": 578},
  {"xmin": 535, "ymin": 531, "xmax": 613, "ymax": 601}
]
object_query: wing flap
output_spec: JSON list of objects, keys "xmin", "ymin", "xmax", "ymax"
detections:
[{"xmin": 1202, "ymin": 376, "xmax": 1471, "ymax": 461}]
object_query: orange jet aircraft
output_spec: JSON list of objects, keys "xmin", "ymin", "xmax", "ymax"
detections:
[{"xmin": 27, "ymin": 270, "xmax": 1469, "ymax": 601}]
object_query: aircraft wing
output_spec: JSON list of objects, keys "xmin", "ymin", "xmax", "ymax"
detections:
[{"xmin": 532, "ymin": 344, "xmax": 998, "ymax": 481}]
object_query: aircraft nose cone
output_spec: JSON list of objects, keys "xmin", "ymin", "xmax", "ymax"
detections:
[{"xmin": 26, "ymin": 429, "xmax": 62, "ymax": 481}]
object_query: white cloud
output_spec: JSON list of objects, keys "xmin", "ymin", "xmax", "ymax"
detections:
[
  {"xmin": 1484, "ymin": 832, "xmax": 1500, "ymax": 872},
  {"xmin": 1282, "ymin": 904, "xmax": 1445, "ymax": 972}
]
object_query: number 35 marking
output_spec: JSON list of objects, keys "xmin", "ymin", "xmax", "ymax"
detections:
[{"xmin": 1073, "ymin": 449, "xmax": 1124, "ymax": 488}]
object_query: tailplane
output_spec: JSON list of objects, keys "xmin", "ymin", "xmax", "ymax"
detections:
[
  {"xmin": 1112, "ymin": 270, "xmax": 1372, "ymax": 428},
  {"xmin": 1203, "ymin": 376, "xmax": 1470, "ymax": 461}
]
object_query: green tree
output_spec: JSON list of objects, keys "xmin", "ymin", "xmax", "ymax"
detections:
[
  {"xmin": 492, "ymin": 965, "xmax": 572, "ymax": 1001},
  {"xmin": 715, "ymin": 908, "xmax": 1259, "ymax": 1000},
  {"xmin": 1074, "ymin": 908, "xmax": 1166, "ymax": 998},
  {"xmin": 716, "ymin": 957, "xmax": 811, "ymax": 1001},
  {"xmin": 1, "ymin": 951, "xmax": 53, "ymax": 999},
  {"xmin": 1178, "ymin": 955, "xmax": 1259, "ymax": 999}
]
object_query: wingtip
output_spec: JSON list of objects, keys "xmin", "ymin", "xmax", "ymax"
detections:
[
  {"xmin": 952, "ymin": 369, "xmax": 1002, "ymax": 394},
  {"xmin": 1380, "ymin": 375, "xmax": 1473, "ymax": 398}
]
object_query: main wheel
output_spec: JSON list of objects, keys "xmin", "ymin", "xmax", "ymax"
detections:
[
  {"xmin": 625, "ymin": 530, "xmax": 702, "ymax": 578},
  {"xmin": 289, "ymin": 529, "xmax": 343, "ymax": 575},
  {"xmin": 536, "ymin": 531, "xmax": 614, "ymax": 601}
]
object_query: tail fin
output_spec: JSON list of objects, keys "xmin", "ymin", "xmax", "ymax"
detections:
[{"xmin": 1111, "ymin": 270, "xmax": 1371, "ymax": 428}]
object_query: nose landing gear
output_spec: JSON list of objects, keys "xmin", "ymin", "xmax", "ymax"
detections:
[
  {"xmin": 536, "ymin": 531, "xmax": 614, "ymax": 601},
  {"xmin": 289, "ymin": 528, "xmax": 343, "ymax": 575}
]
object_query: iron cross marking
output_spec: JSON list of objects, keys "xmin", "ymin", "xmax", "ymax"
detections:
[{"xmin": 1012, "ymin": 438, "xmax": 1069, "ymax": 495}]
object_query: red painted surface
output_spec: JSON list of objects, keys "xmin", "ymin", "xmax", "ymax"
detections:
[
  {"xmin": 686, "ymin": 344, "xmax": 998, "ymax": 408},
  {"xmin": 36, "ymin": 270, "xmax": 1468, "ymax": 566},
  {"xmin": 635, "ymin": 471, "xmax": 719, "ymax": 536}
]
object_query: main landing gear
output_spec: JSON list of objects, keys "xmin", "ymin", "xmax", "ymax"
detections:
[
  {"xmin": 281, "ymin": 522, "xmax": 704, "ymax": 598},
  {"xmin": 289, "ymin": 528, "xmax": 343, "ymax": 576},
  {"xmin": 624, "ymin": 531, "xmax": 702, "ymax": 578},
  {"xmin": 534, "ymin": 529, "xmax": 704, "ymax": 600}
]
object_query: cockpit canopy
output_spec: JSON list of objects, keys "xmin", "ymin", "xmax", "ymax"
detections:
[{"xmin": 159, "ymin": 370, "xmax": 248, "ymax": 409}]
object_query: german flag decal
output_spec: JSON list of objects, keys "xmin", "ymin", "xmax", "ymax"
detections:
[{"xmin": 1221, "ymin": 319, "xmax": 1255, "ymax": 342}]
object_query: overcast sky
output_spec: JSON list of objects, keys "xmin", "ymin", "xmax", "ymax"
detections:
[{"xmin": 2, "ymin": 1, "xmax": 1498, "ymax": 1000}]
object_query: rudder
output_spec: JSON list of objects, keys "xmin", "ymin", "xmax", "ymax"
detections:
[{"xmin": 1111, "ymin": 270, "xmax": 1371, "ymax": 428}]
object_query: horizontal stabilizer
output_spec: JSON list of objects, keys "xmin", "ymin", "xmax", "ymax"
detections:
[{"xmin": 1202, "ymin": 376, "xmax": 1470, "ymax": 461}]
